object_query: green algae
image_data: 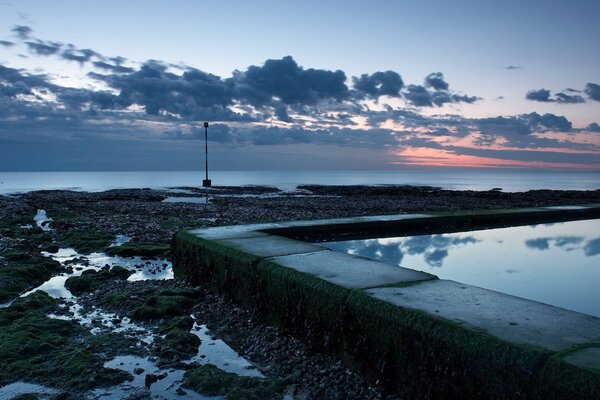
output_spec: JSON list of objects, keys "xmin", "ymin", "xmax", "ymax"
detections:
[
  {"xmin": 56, "ymin": 230, "xmax": 114, "ymax": 254},
  {"xmin": 172, "ymin": 228, "xmax": 600, "ymax": 399},
  {"xmin": 131, "ymin": 288, "xmax": 200, "ymax": 321},
  {"xmin": 0, "ymin": 255, "xmax": 63, "ymax": 303},
  {"xmin": 64, "ymin": 266, "xmax": 131, "ymax": 295},
  {"xmin": 0, "ymin": 215, "xmax": 64, "ymax": 303},
  {"xmin": 184, "ymin": 364, "xmax": 285, "ymax": 399},
  {"xmin": 155, "ymin": 316, "xmax": 200, "ymax": 363},
  {"xmin": 105, "ymin": 242, "xmax": 170, "ymax": 258},
  {"xmin": 0, "ymin": 291, "xmax": 131, "ymax": 391},
  {"xmin": 98, "ymin": 287, "xmax": 202, "ymax": 321}
]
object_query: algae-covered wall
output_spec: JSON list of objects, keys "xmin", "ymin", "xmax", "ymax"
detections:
[{"xmin": 172, "ymin": 208, "xmax": 600, "ymax": 399}]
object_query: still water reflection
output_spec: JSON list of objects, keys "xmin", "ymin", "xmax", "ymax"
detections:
[{"xmin": 323, "ymin": 219, "xmax": 600, "ymax": 317}]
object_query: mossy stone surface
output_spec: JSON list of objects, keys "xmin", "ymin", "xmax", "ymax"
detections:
[
  {"xmin": 64, "ymin": 266, "xmax": 131, "ymax": 295},
  {"xmin": 105, "ymin": 242, "xmax": 170, "ymax": 258},
  {"xmin": 184, "ymin": 364, "xmax": 285, "ymax": 399},
  {"xmin": 0, "ymin": 291, "xmax": 131, "ymax": 391}
]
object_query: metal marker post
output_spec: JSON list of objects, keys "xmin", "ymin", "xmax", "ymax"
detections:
[{"xmin": 202, "ymin": 122, "xmax": 211, "ymax": 187}]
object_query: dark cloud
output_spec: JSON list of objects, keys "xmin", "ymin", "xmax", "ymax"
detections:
[
  {"xmin": 525, "ymin": 238, "xmax": 549, "ymax": 250},
  {"xmin": 476, "ymin": 116, "xmax": 531, "ymax": 136},
  {"xmin": 352, "ymin": 71, "xmax": 403, "ymax": 98},
  {"xmin": 61, "ymin": 46, "xmax": 100, "ymax": 64},
  {"xmin": 404, "ymin": 85, "xmax": 432, "ymax": 107},
  {"xmin": 555, "ymin": 92, "xmax": 585, "ymax": 104},
  {"xmin": 232, "ymin": 56, "xmax": 349, "ymax": 107},
  {"xmin": 474, "ymin": 112, "xmax": 571, "ymax": 140},
  {"xmin": 25, "ymin": 39, "xmax": 62, "ymax": 56},
  {"xmin": 11, "ymin": 25, "xmax": 32, "ymax": 39},
  {"xmin": 0, "ymin": 64, "xmax": 55, "ymax": 97},
  {"xmin": 404, "ymin": 80, "xmax": 478, "ymax": 107},
  {"xmin": 585, "ymin": 82, "xmax": 600, "ymax": 102},
  {"xmin": 527, "ymin": 88, "xmax": 585, "ymax": 104},
  {"xmin": 92, "ymin": 61, "xmax": 135, "ymax": 74},
  {"xmin": 424, "ymin": 72, "xmax": 448, "ymax": 91},
  {"xmin": 524, "ymin": 112, "xmax": 572, "ymax": 132},
  {"xmin": 0, "ymin": 40, "xmax": 15, "ymax": 47},
  {"xmin": 109, "ymin": 56, "xmax": 127, "ymax": 65},
  {"xmin": 90, "ymin": 60, "xmax": 244, "ymax": 121},
  {"xmin": 526, "ymin": 88, "xmax": 552, "ymax": 102},
  {"xmin": 274, "ymin": 105, "xmax": 292, "ymax": 122},
  {"xmin": 505, "ymin": 65, "xmax": 521, "ymax": 70},
  {"xmin": 584, "ymin": 238, "xmax": 600, "ymax": 257},
  {"xmin": 588, "ymin": 122, "xmax": 600, "ymax": 132}
]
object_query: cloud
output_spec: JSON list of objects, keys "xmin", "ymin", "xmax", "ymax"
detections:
[
  {"xmin": 424, "ymin": 72, "xmax": 448, "ymax": 91},
  {"xmin": 232, "ymin": 56, "xmax": 349, "ymax": 107},
  {"xmin": 525, "ymin": 112, "xmax": 572, "ymax": 132},
  {"xmin": 585, "ymin": 82, "xmax": 600, "ymax": 102},
  {"xmin": 554, "ymin": 92, "xmax": 585, "ymax": 104},
  {"xmin": 61, "ymin": 46, "xmax": 100, "ymax": 64},
  {"xmin": 584, "ymin": 238, "xmax": 600, "ymax": 257},
  {"xmin": 25, "ymin": 39, "xmax": 62, "ymax": 56},
  {"xmin": 505, "ymin": 65, "xmax": 521, "ymax": 70},
  {"xmin": 92, "ymin": 61, "xmax": 134, "ymax": 74},
  {"xmin": 0, "ymin": 24, "xmax": 596, "ymax": 171},
  {"xmin": 353, "ymin": 71, "xmax": 403, "ymax": 98},
  {"xmin": 527, "ymin": 86, "xmax": 592, "ymax": 104},
  {"xmin": 11, "ymin": 25, "xmax": 32, "ymax": 39},
  {"xmin": 526, "ymin": 88, "xmax": 552, "ymax": 102},
  {"xmin": 588, "ymin": 122, "xmax": 600, "ymax": 132},
  {"xmin": 477, "ymin": 115, "xmax": 532, "ymax": 136},
  {"xmin": 0, "ymin": 40, "xmax": 15, "ymax": 47},
  {"xmin": 404, "ymin": 84, "xmax": 432, "ymax": 106},
  {"xmin": 525, "ymin": 238, "xmax": 549, "ymax": 250},
  {"xmin": 403, "ymin": 78, "xmax": 478, "ymax": 107}
]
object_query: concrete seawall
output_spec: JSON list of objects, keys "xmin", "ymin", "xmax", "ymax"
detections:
[{"xmin": 172, "ymin": 206, "xmax": 600, "ymax": 399}]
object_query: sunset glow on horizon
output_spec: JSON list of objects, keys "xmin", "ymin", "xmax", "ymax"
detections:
[{"xmin": 0, "ymin": 1, "xmax": 598, "ymax": 171}]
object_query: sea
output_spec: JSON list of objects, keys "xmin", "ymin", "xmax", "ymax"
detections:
[{"xmin": 0, "ymin": 170, "xmax": 598, "ymax": 195}]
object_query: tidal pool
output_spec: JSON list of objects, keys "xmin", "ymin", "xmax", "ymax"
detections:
[{"xmin": 323, "ymin": 218, "xmax": 600, "ymax": 317}]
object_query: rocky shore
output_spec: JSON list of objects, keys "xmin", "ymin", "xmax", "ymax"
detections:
[{"xmin": 1, "ymin": 185, "xmax": 599, "ymax": 399}]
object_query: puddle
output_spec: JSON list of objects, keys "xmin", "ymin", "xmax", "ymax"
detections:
[
  {"xmin": 189, "ymin": 319, "xmax": 262, "ymax": 377},
  {"xmin": 90, "ymin": 315, "xmax": 263, "ymax": 399},
  {"xmin": 162, "ymin": 196, "xmax": 208, "ymax": 204},
  {"xmin": 110, "ymin": 234, "xmax": 132, "ymax": 247},
  {"xmin": 90, "ymin": 355, "xmax": 213, "ymax": 400},
  {"xmin": 7, "ymin": 234, "xmax": 266, "ymax": 399},
  {"xmin": 0, "ymin": 381, "xmax": 59, "ymax": 399},
  {"xmin": 34, "ymin": 209, "xmax": 53, "ymax": 231}
]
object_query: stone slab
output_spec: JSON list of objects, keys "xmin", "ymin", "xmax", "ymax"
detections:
[
  {"xmin": 366, "ymin": 280, "xmax": 600, "ymax": 352},
  {"xmin": 563, "ymin": 347, "xmax": 600, "ymax": 371},
  {"xmin": 267, "ymin": 250, "xmax": 435, "ymax": 289},
  {"xmin": 188, "ymin": 223, "xmax": 282, "ymax": 240},
  {"xmin": 276, "ymin": 213, "xmax": 431, "ymax": 228},
  {"xmin": 216, "ymin": 235, "xmax": 324, "ymax": 258}
]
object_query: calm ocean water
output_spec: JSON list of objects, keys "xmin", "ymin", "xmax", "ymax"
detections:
[{"xmin": 0, "ymin": 170, "xmax": 598, "ymax": 195}]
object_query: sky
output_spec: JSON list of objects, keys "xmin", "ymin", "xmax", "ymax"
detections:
[{"xmin": 0, "ymin": 0, "xmax": 599, "ymax": 171}]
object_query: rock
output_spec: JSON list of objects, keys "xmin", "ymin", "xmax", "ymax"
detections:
[
  {"xmin": 144, "ymin": 373, "xmax": 158, "ymax": 387},
  {"xmin": 134, "ymin": 367, "xmax": 144, "ymax": 375},
  {"xmin": 156, "ymin": 372, "xmax": 168, "ymax": 380}
]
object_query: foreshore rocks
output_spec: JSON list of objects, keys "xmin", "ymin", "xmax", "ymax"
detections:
[{"xmin": 1, "ymin": 185, "xmax": 599, "ymax": 399}]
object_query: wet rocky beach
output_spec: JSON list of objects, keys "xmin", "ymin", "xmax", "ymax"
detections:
[{"xmin": 1, "ymin": 185, "xmax": 599, "ymax": 399}]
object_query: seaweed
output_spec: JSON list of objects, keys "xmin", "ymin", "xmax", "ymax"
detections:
[
  {"xmin": 64, "ymin": 266, "xmax": 131, "ymax": 295},
  {"xmin": 106, "ymin": 242, "xmax": 170, "ymax": 258},
  {"xmin": 184, "ymin": 364, "xmax": 285, "ymax": 399},
  {"xmin": 0, "ymin": 291, "xmax": 131, "ymax": 391}
]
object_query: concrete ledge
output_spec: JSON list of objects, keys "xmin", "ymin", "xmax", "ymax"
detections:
[
  {"xmin": 172, "ymin": 206, "xmax": 600, "ymax": 399},
  {"xmin": 268, "ymin": 250, "xmax": 435, "ymax": 289}
]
